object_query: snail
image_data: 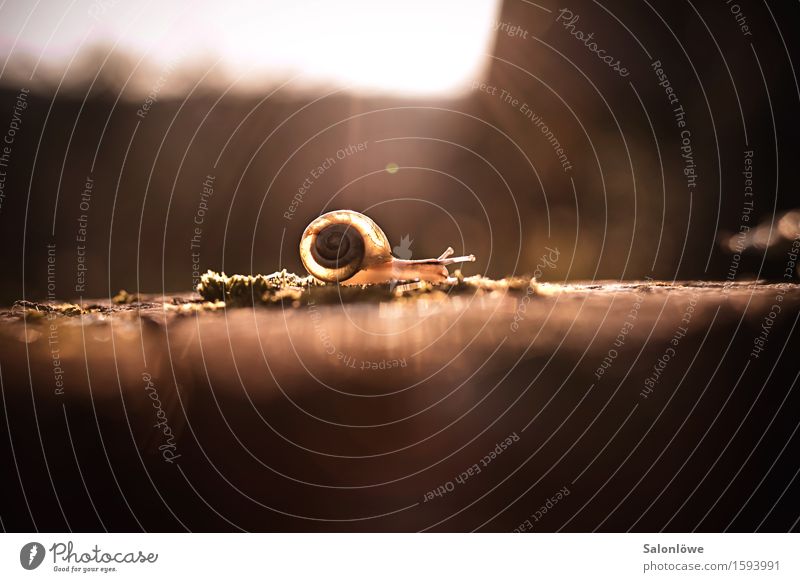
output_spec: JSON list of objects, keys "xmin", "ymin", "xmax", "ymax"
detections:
[{"xmin": 299, "ymin": 210, "xmax": 476, "ymax": 285}]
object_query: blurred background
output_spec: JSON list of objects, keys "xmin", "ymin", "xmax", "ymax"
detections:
[{"xmin": 0, "ymin": 0, "xmax": 798, "ymax": 304}]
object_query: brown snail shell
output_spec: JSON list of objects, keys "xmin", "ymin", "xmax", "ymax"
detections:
[{"xmin": 299, "ymin": 210, "xmax": 475, "ymax": 285}]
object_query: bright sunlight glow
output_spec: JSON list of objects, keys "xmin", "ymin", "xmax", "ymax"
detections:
[{"xmin": 0, "ymin": 0, "xmax": 502, "ymax": 97}]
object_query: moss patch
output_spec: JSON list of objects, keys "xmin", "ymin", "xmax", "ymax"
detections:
[
  {"xmin": 196, "ymin": 269, "xmax": 534, "ymax": 307},
  {"xmin": 1, "ymin": 271, "xmax": 539, "ymax": 319}
]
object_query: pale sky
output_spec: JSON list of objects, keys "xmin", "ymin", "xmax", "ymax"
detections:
[{"xmin": 0, "ymin": 0, "xmax": 501, "ymax": 97}]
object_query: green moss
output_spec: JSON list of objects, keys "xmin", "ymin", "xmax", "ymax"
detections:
[
  {"xmin": 196, "ymin": 269, "xmax": 534, "ymax": 307},
  {"xmin": 2, "ymin": 271, "xmax": 536, "ymax": 318},
  {"xmin": 196, "ymin": 269, "xmax": 323, "ymax": 305},
  {"xmin": 11, "ymin": 300, "xmax": 85, "ymax": 318},
  {"xmin": 112, "ymin": 289, "xmax": 139, "ymax": 304}
]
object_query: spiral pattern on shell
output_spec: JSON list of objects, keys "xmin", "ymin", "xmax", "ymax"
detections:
[
  {"xmin": 311, "ymin": 222, "xmax": 364, "ymax": 271},
  {"xmin": 299, "ymin": 210, "xmax": 391, "ymax": 283}
]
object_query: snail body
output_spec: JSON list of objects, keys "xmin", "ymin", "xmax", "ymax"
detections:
[{"xmin": 299, "ymin": 210, "xmax": 475, "ymax": 285}]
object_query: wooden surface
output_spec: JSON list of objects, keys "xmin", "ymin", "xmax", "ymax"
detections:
[{"xmin": 1, "ymin": 281, "xmax": 799, "ymax": 531}]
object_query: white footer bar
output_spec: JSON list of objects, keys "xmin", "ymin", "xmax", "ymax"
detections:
[{"xmin": 1, "ymin": 533, "xmax": 797, "ymax": 581}]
